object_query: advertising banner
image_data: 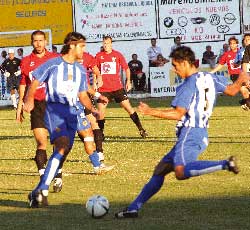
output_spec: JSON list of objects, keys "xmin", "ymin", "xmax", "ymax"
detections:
[
  {"xmin": 74, "ymin": 0, "xmax": 157, "ymax": 42},
  {"xmin": 0, "ymin": 1, "xmax": 73, "ymax": 47},
  {"xmin": 158, "ymin": 0, "xmax": 241, "ymax": 42},
  {"xmin": 242, "ymin": 0, "xmax": 250, "ymax": 33}
]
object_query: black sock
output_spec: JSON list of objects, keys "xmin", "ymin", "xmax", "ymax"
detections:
[
  {"xmin": 130, "ymin": 112, "xmax": 143, "ymax": 130},
  {"xmin": 93, "ymin": 129, "xmax": 103, "ymax": 152},
  {"xmin": 34, "ymin": 149, "xmax": 47, "ymax": 171},
  {"xmin": 97, "ymin": 119, "xmax": 105, "ymax": 131}
]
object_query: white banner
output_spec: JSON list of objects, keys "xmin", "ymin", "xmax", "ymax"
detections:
[
  {"xmin": 150, "ymin": 66, "xmax": 176, "ymax": 97},
  {"xmin": 158, "ymin": 0, "xmax": 241, "ymax": 42},
  {"xmin": 73, "ymin": 0, "xmax": 157, "ymax": 42},
  {"xmin": 243, "ymin": 0, "xmax": 250, "ymax": 33}
]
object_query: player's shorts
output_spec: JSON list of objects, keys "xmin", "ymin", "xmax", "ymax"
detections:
[
  {"xmin": 97, "ymin": 88, "xmax": 128, "ymax": 103},
  {"xmin": 30, "ymin": 100, "xmax": 46, "ymax": 130},
  {"xmin": 230, "ymin": 74, "xmax": 239, "ymax": 83},
  {"xmin": 76, "ymin": 107, "xmax": 91, "ymax": 132},
  {"xmin": 7, "ymin": 75, "xmax": 20, "ymax": 91},
  {"xmin": 162, "ymin": 127, "xmax": 208, "ymax": 167},
  {"xmin": 44, "ymin": 103, "xmax": 78, "ymax": 148}
]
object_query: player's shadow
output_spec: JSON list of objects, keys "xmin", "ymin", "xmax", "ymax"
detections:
[{"xmin": 0, "ymin": 196, "xmax": 249, "ymax": 229}]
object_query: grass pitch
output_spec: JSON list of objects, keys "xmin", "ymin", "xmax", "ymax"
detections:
[{"xmin": 0, "ymin": 95, "xmax": 250, "ymax": 230}]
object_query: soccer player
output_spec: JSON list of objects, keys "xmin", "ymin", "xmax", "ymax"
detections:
[
  {"xmin": 16, "ymin": 30, "xmax": 63, "ymax": 191},
  {"xmin": 95, "ymin": 36, "xmax": 147, "ymax": 138},
  {"xmin": 24, "ymin": 32, "xmax": 96, "ymax": 207},
  {"xmin": 0, "ymin": 49, "xmax": 21, "ymax": 109},
  {"xmin": 210, "ymin": 36, "xmax": 249, "ymax": 110},
  {"xmin": 115, "ymin": 46, "xmax": 248, "ymax": 218}
]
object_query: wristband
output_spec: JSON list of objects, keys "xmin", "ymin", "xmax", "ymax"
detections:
[{"xmin": 94, "ymin": 92, "xmax": 101, "ymax": 99}]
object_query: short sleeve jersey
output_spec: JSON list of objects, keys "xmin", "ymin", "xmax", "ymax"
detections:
[
  {"xmin": 219, "ymin": 49, "xmax": 241, "ymax": 75},
  {"xmin": 242, "ymin": 45, "xmax": 250, "ymax": 64},
  {"xmin": 32, "ymin": 56, "xmax": 88, "ymax": 106},
  {"xmin": 95, "ymin": 50, "xmax": 128, "ymax": 92},
  {"xmin": 172, "ymin": 72, "xmax": 228, "ymax": 128},
  {"xmin": 20, "ymin": 50, "xmax": 59, "ymax": 101},
  {"xmin": 82, "ymin": 52, "xmax": 97, "ymax": 84}
]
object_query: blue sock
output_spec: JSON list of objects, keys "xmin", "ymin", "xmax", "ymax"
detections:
[
  {"xmin": 33, "ymin": 151, "xmax": 64, "ymax": 192},
  {"xmin": 128, "ymin": 175, "xmax": 164, "ymax": 211},
  {"xmin": 89, "ymin": 151, "xmax": 101, "ymax": 167},
  {"xmin": 184, "ymin": 160, "xmax": 228, "ymax": 178}
]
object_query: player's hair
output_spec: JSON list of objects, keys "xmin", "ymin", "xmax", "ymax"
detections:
[
  {"xmin": 31, "ymin": 30, "xmax": 46, "ymax": 42},
  {"xmin": 61, "ymin": 32, "xmax": 86, "ymax": 54},
  {"xmin": 228, "ymin": 36, "xmax": 238, "ymax": 44},
  {"xmin": 103, "ymin": 35, "xmax": 112, "ymax": 42},
  {"xmin": 1, "ymin": 50, "xmax": 7, "ymax": 58},
  {"xmin": 174, "ymin": 36, "xmax": 181, "ymax": 42},
  {"xmin": 170, "ymin": 46, "xmax": 196, "ymax": 66},
  {"xmin": 243, "ymin": 33, "xmax": 250, "ymax": 39}
]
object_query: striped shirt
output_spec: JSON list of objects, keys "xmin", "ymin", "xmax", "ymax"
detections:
[
  {"xmin": 32, "ymin": 56, "xmax": 88, "ymax": 106},
  {"xmin": 172, "ymin": 72, "xmax": 228, "ymax": 128}
]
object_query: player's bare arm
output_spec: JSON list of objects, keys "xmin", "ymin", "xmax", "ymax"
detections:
[
  {"xmin": 210, "ymin": 64, "xmax": 224, "ymax": 74},
  {"xmin": 224, "ymin": 72, "xmax": 250, "ymax": 96},
  {"xmin": 16, "ymin": 84, "xmax": 26, "ymax": 122},
  {"xmin": 23, "ymin": 79, "xmax": 40, "ymax": 113},
  {"xmin": 138, "ymin": 102, "xmax": 186, "ymax": 120},
  {"xmin": 125, "ymin": 68, "xmax": 132, "ymax": 92}
]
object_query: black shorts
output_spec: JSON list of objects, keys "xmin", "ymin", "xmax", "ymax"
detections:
[
  {"xmin": 230, "ymin": 74, "xmax": 239, "ymax": 83},
  {"xmin": 7, "ymin": 75, "xmax": 20, "ymax": 91},
  {"xmin": 30, "ymin": 100, "xmax": 46, "ymax": 130},
  {"xmin": 98, "ymin": 89, "xmax": 128, "ymax": 103}
]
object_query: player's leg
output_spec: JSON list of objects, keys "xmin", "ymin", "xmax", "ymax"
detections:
[
  {"xmin": 97, "ymin": 97, "xmax": 109, "ymax": 138},
  {"xmin": 115, "ymin": 149, "xmax": 175, "ymax": 218},
  {"xmin": 30, "ymin": 100, "xmax": 48, "ymax": 178},
  {"xmin": 116, "ymin": 89, "xmax": 147, "ymax": 138},
  {"xmin": 174, "ymin": 127, "xmax": 239, "ymax": 180},
  {"xmin": 77, "ymin": 108, "xmax": 113, "ymax": 174},
  {"xmin": 28, "ymin": 104, "xmax": 74, "ymax": 207},
  {"xmin": 86, "ymin": 112, "xmax": 104, "ymax": 162}
]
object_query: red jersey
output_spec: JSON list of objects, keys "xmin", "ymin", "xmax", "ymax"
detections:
[
  {"xmin": 95, "ymin": 50, "xmax": 129, "ymax": 92},
  {"xmin": 82, "ymin": 52, "xmax": 97, "ymax": 84},
  {"xmin": 219, "ymin": 49, "xmax": 241, "ymax": 75},
  {"xmin": 20, "ymin": 50, "xmax": 59, "ymax": 101}
]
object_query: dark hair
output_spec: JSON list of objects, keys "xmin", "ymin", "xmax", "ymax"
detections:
[
  {"xmin": 61, "ymin": 32, "xmax": 86, "ymax": 54},
  {"xmin": 103, "ymin": 35, "xmax": 112, "ymax": 42},
  {"xmin": 17, "ymin": 48, "xmax": 23, "ymax": 53},
  {"xmin": 1, "ymin": 50, "xmax": 7, "ymax": 57},
  {"xmin": 228, "ymin": 36, "xmax": 238, "ymax": 44},
  {"xmin": 151, "ymin": 38, "xmax": 156, "ymax": 41},
  {"xmin": 174, "ymin": 36, "xmax": 181, "ymax": 42},
  {"xmin": 31, "ymin": 30, "xmax": 46, "ymax": 42},
  {"xmin": 243, "ymin": 33, "xmax": 250, "ymax": 39},
  {"xmin": 170, "ymin": 46, "xmax": 196, "ymax": 65}
]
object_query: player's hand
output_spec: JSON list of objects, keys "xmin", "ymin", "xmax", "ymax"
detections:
[
  {"xmin": 16, "ymin": 104, "xmax": 25, "ymax": 123},
  {"xmin": 23, "ymin": 98, "xmax": 34, "ymax": 113},
  {"xmin": 14, "ymin": 70, "xmax": 21, "ymax": 76},
  {"xmin": 126, "ymin": 81, "xmax": 132, "ymax": 92},
  {"xmin": 98, "ymin": 95, "xmax": 109, "ymax": 105},
  {"xmin": 138, "ymin": 101, "xmax": 151, "ymax": 115},
  {"xmin": 97, "ymin": 75, "xmax": 103, "ymax": 88},
  {"xmin": 91, "ymin": 108, "xmax": 100, "ymax": 119},
  {"xmin": 4, "ymin": 72, "xmax": 10, "ymax": 78}
]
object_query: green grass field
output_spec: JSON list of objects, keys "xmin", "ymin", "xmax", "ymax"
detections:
[{"xmin": 0, "ymin": 96, "xmax": 250, "ymax": 230}]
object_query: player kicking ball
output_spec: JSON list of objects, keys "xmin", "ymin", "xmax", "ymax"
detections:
[{"xmin": 115, "ymin": 46, "xmax": 249, "ymax": 218}]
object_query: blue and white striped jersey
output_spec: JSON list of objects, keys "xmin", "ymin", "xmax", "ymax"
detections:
[
  {"xmin": 32, "ymin": 56, "xmax": 88, "ymax": 106},
  {"xmin": 172, "ymin": 72, "xmax": 228, "ymax": 128}
]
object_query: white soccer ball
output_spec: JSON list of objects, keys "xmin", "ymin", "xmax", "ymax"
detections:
[{"xmin": 86, "ymin": 195, "xmax": 109, "ymax": 218}]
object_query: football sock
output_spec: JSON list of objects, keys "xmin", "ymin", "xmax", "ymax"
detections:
[
  {"xmin": 97, "ymin": 119, "xmax": 105, "ymax": 131},
  {"xmin": 89, "ymin": 151, "xmax": 101, "ymax": 167},
  {"xmin": 11, "ymin": 94, "xmax": 17, "ymax": 108},
  {"xmin": 37, "ymin": 151, "xmax": 64, "ymax": 191},
  {"xmin": 128, "ymin": 175, "xmax": 164, "ymax": 211},
  {"xmin": 130, "ymin": 112, "xmax": 143, "ymax": 130},
  {"xmin": 93, "ymin": 129, "xmax": 103, "ymax": 153},
  {"xmin": 184, "ymin": 160, "xmax": 228, "ymax": 178},
  {"xmin": 34, "ymin": 149, "xmax": 47, "ymax": 176}
]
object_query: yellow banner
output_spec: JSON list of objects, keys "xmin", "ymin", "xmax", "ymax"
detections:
[{"xmin": 0, "ymin": 0, "xmax": 73, "ymax": 47}]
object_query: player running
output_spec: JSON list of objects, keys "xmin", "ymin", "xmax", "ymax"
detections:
[
  {"xmin": 115, "ymin": 46, "xmax": 249, "ymax": 218},
  {"xmin": 95, "ymin": 36, "xmax": 147, "ymax": 139}
]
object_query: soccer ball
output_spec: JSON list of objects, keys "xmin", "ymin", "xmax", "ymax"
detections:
[{"xmin": 86, "ymin": 195, "xmax": 109, "ymax": 218}]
